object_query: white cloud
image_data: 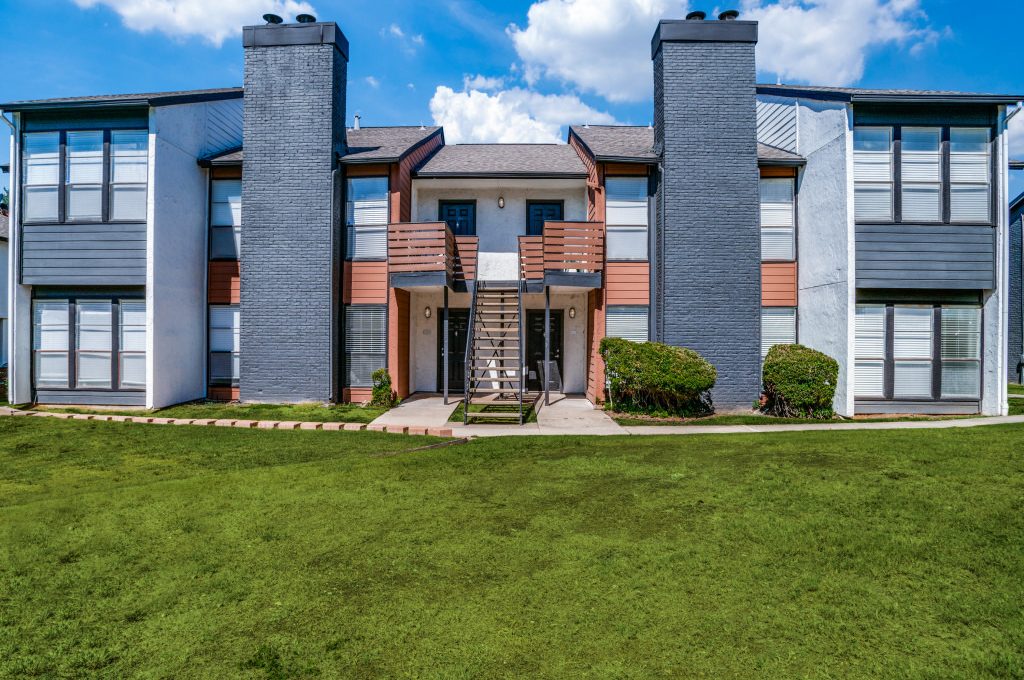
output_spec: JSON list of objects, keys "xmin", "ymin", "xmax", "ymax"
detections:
[
  {"xmin": 383, "ymin": 22, "xmax": 425, "ymax": 53},
  {"xmin": 743, "ymin": 0, "xmax": 942, "ymax": 86},
  {"xmin": 365, "ymin": 76, "xmax": 380, "ymax": 89},
  {"xmin": 463, "ymin": 74, "xmax": 505, "ymax": 91},
  {"xmin": 509, "ymin": 0, "xmax": 686, "ymax": 103},
  {"xmin": 72, "ymin": 0, "xmax": 315, "ymax": 46},
  {"xmin": 429, "ymin": 85, "xmax": 617, "ymax": 143}
]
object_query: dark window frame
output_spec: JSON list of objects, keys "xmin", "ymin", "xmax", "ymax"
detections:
[
  {"xmin": 345, "ymin": 175, "xmax": 390, "ymax": 262},
  {"xmin": 759, "ymin": 173, "xmax": 800, "ymax": 264},
  {"xmin": 605, "ymin": 175, "xmax": 651, "ymax": 263},
  {"xmin": 208, "ymin": 175, "xmax": 243, "ymax": 262},
  {"xmin": 343, "ymin": 303, "xmax": 388, "ymax": 388},
  {"xmin": 208, "ymin": 303, "xmax": 240, "ymax": 388},
  {"xmin": 525, "ymin": 199, "xmax": 565, "ymax": 237},
  {"xmin": 438, "ymin": 199, "xmax": 477, "ymax": 236}
]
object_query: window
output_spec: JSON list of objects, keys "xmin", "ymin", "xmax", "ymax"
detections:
[
  {"xmin": 605, "ymin": 305, "xmax": 649, "ymax": 343},
  {"xmin": 854, "ymin": 127, "xmax": 894, "ymax": 221},
  {"xmin": 527, "ymin": 201, "xmax": 563, "ymax": 237},
  {"xmin": 33, "ymin": 300, "xmax": 70, "ymax": 388},
  {"xmin": 854, "ymin": 305, "xmax": 886, "ymax": 398},
  {"xmin": 65, "ymin": 131, "xmax": 104, "ymax": 220},
  {"xmin": 346, "ymin": 177, "xmax": 388, "ymax": 259},
  {"xmin": 210, "ymin": 179, "xmax": 242, "ymax": 259},
  {"xmin": 345, "ymin": 305, "xmax": 386, "ymax": 387},
  {"xmin": 760, "ymin": 177, "xmax": 795, "ymax": 260},
  {"xmin": 109, "ymin": 131, "xmax": 149, "ymax": 221},
  {"xmin": 941, "ymin": 306, "xmax": 981, "ymax": 398},
  {"xmin": 605, "ymin": 177, "xmax": 648, "ymax": 260},
  {"xmin": 901, "ymin": 127, "xmax": 941, "ymax": 222},
  {"xmin": 761, "ymin": 307, "xmax": 796, "ymax": 358},
  {"xmin": 76, "ymin": 302, "xmax": 113, "ymax": 388},
  {"xmin": 119, "ymin": 301, "xmax": 147, "ymax": 389},
  {"xmin": 209, "ymin": 305, "xmax": 240, "ymax": 387},
  {"xmin": 950, "ymin": 128, "xmax": 991, "ymax": 223},
  {"xmin": 22, "ymin": 132, "xmax": 59, "ymax": 222},
  {"xmin": 893, "ymin": 306, "xmax": 933, "ymax": 398}
]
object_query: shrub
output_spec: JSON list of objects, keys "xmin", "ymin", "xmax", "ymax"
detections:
[
  {"xmin": 600, "ymin": 337, "xmax": 716, "ymax": 416},
  {"xmin": 0, "ymin": 367, "xmax": 6, "ymax": 404},
  {"xmin": 761, "ymin": 344, "xmax": 838, "ymax": 419},
  {"xmin": 370, "ymin": 368, "xmax": 397, "ymax": 408}
]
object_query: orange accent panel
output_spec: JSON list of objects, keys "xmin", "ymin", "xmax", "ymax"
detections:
[
  {"xmin": 211, "ymin": 166, "xmax": 241, "ymax": 179},
  {"xmin": 346, "ymin": 164, "xmax": 391, "ymax": 177},
  {"xmin": 605, "ymin": 262, "xmax": 650, "ymax": 305},
  {"xmin": 586, "ymin": 288, "xmax": 607, "ymax": 404},
  {"xmin": 208, "ymin": 261, "xmax": 241, "ymax": 304},
  {"xmin": 760, "ymin": 166, "xmax": 798, "ymax": 178},
  {"xmin": 343, "ymin": 261, "xmax": 388, "ymax": 304},
  {"xmin": 397, "ymin": 134, "xmax": 443, "ymax": 222},
  {"xmin": 604, "ymin": 163, "xmax": 650, "ymax": 176},
  {"xmin": 208, "ymin": 386, "xmax": 239, "ymax": 402},
  {"xmin": 344, "ymin": 388, "xmax": 373, "ymax": 403},
  {"xmin": 762, "ymin": 262, "xmax": 798, "ymax": 306},
  {"xmin": 388, "ymin": 288, "xmax": 411, "ymax": 399}
]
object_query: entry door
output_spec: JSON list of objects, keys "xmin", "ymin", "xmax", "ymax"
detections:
[
  {"xmin": 437, "ymin": 308, "xmax": 470, "ymax": 392},
  {"xmin": 439, "ymin": 201, "xmax": 477, "ymax": 236},
  {"xmin": 526, "ymin": 310, "xmax": 563, "ymax": 392},
  {"xmin": 527, "ymin": 201, "xmax": 564, "ymax": 236}
]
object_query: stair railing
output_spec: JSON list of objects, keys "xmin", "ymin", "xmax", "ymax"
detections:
[
  {"xmin": 463, "ymin": 280, "xmax": 479, "ymax": 425},
  {"xmin": 518, "ymin": 278, "xmax": 525, "ymax": 425}
]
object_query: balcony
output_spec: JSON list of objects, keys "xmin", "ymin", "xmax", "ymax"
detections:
[
  {"xmin": 387, "ymin": 222, "xmax": 478, "ymax": 290},
  {"xmin": 519, "ymin": 221, "xmax": 604, "ymax": 290}
]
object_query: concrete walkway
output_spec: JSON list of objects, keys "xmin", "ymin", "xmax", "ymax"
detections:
[
  {"xmin": 368, "ymin": 393, "xmax": 460, "ymax": 428},
  {"xmin": 447, "ymin": 393, "xmax": 624, "ymax": 437}
]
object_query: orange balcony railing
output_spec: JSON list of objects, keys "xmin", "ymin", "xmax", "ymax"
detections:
[
  {"xmin": 519, "ymin": 221, "xmax": 604, "ymax": 284},
  {"xmin": 387, "ymin": 222, "xmax": 478, "ymax": 287}
]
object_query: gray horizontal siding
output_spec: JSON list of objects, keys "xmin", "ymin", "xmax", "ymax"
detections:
[
  {"xmin": 21, "ymin": 223, "xmax": 147, "ymax": 285},
  {"xmin": 855, "ymin": 400, "xmax": 979, "ymax": 415},
  {"xmin": 35, "ymin": 390, "xmax": 146, "ymax": 406},
  {"xmin": 855, "ymin": 224, "xmax": 995, "ymax": 289}
]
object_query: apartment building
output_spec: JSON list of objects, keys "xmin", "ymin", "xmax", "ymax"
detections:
[{"xmin": 3, "ymin": 13, "xmax": 1019, "ymax": 419}]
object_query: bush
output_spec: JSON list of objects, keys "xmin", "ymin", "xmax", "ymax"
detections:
[
  {"xmin": 370, "ymin": 368, "xmax": 397, "ymax": 408},
  {"xmin": 761, "ymin": 344, "xmax": 838, "ymax": 419},
  {"xmin": 0, "ymin": 367, "xmax": 6, "ymax": 404},
  {"xmin": 600, "ymin": 337, "xmax": 716, "ymax": 416}
]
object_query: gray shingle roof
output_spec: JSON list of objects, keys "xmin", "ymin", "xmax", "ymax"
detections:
[
  {"xmin": 0, "ymin": 87, "xmax": 243, "ymax": 111},
  {"xmin": 757, "ymin": 83, "xmax": 1024, "ymax": 104},
  {"xmin": 415, "ymin": 144, "xmax": 587, "ymax": 178},
  {"xmin": 757, "ymin": 142, "xmax": 805, "ymax": 165},
  {"xmin": 199, "ymin": 147, "xmax": 243, "ymax": 166},
  {"xmin": 341, "ymin": 126, "xmax": 442, "ymax": 163},
  {"xmin": 569, "ymin": 125, "xmax": 656, "ymax": 162}
]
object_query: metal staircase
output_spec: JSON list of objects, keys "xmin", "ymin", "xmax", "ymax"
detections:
[{"xmin": 463, "ymin": 281, "xmax": 527, "ymax": 424}]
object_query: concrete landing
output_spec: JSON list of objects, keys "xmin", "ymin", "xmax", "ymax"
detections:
[{"xmin": 369, "ymin": 393, "xmax": 460, "ymax": 428}]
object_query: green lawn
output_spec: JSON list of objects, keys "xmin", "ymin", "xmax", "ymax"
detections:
[
  {"xmin": 34, "ymin": 400, "xmax": 387, "ymax": 423},
  {"xmin": 2, "ymin": 419, "xmax": 1024, "ymax": 677},
  {"xmin": 1009, "ymin": 383, "xmax": 1024, "ymax": 396},
  {"xmin": 610, "ymin": 411, "xmax": 972, "ymax": 426}
]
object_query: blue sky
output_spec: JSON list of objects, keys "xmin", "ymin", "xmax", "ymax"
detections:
[{"xmin": 2, "ymin": 0, "xmax": 1024, "ymax": 194}]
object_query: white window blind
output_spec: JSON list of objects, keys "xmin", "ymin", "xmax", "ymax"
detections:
[
  {"xmin": 23, "ymin": 132, "xmax": 60, "ymax": 222},
  {"xmin": 855, "ymin": 305, "xmax": 885, "ymax": 397},
  {"xmin": 346, "ymin": 305, "xmax": 387, "ymax": 387},
  {"xmin": 901, "ymin": 127, "xmax": 940, "ymax": 222},
  {"xmin": 893, "ymin": 306, "xmax": 933, "ymax": 398},
  {"xmin": 33, "ymin": 300, "xmax": 69, "ymax": 388},
  {"xmin": 949, "ymin": 128, "xmax": 990, "ymax": 223},
  {"xmin": 109, "ymin": 130, "xmax": 148, "ymax": 221},
  {"xmin": 760, "ymin": 177, "xmax": 795, "ymax": 260},
  {"xmin": 76, "ymin": 302, "xmax": 112, "ymax": 388},
  {"xmin": 761, "ymin": 307, "xmax": 796, "ymax": 358},
  {"xmin": 854, "ymin": 127, "xmax": 893, "ymax": 221},
  {"xmin": 606, "ymin": 177, "xmax": 648, "ymax": 260},
  {"xmin": 209, "ymin": 305, "xmax": 240, "ymax": 386},
  {"xmin": 346, "ymin": 177, "xmax": 389, "ymax": 260},
  {"xmin": 606, "ymin": 306, "xmax": 649, "ymax": 343},
  {"xmin": 119, "ymin": 301, "xmax": 147, "ymax": 389},
  {"xmin": 941, "ymin": 306, "xmax": 981, "ymax": 399},
  {"xmin": 211, "ymin": 179, "xmax": 242, "ymax": 259},
  {"xmin": 66, "ymin": 131, "xmax": 104, "ymax": 220}
]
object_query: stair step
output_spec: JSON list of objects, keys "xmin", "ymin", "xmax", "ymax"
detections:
[
  {"xmin": 469, "ymin": 387, "xmax": 522, "ymax": 394},
  {"xmin": 465, "ymin": 412, "xmax": 523, "ymax": 420}
]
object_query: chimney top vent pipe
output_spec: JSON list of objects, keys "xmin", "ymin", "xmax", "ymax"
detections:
[
  {"xmin": 718, "ymin": 9, "xmax": 739, "ymax": 20},
  {"xmin": 296, "ymin": 13, "xmax": 316, "ymax": 23},
  {"xmin": 262, "ymin": 13, "xmax": 283, "ymax": 24},
  {"xmin": 685, "ymin": 11, "xmax": 706, "ymax": 20}
]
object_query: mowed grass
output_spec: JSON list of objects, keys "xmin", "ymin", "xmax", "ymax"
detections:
[
  {"xmin": 2, "ymin": 419, "xmax": 1024, "ymax": 678},
  {"xmin": 34, "ymin": 400, "xmax": 387, "ymax": 423}
]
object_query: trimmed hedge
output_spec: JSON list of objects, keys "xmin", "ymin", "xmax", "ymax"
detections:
[
  {"xmin": 370, "ymin": 368, "xmax": 397, "ymax": 408},
  {"xmin": 761, "ymin": 344, "xmax": 838, "ymax": 419},
  {"xmin": 600, "ymin": 337, "xmax": 716, "ymax": 416}
]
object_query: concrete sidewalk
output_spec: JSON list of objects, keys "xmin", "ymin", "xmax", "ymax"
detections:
[{"xmin": 368, "ymin": 393, "xmax": 460, "ymax": 428}]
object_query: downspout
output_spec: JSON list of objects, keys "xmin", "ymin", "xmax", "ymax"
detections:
[
  {"xmin": 1009, "ymin": 104, "xmax": 1024, "ymax": 383},
  {"xmin": 330, "ymin": 159, "xmax": 340, "ymax": 403}
]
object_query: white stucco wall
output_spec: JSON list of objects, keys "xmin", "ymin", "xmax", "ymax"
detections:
[
  {"xmin": 408, "ymin": 288, "xmax": 588, "ymax": 395},
  {"xmin": 146, "ymin": 103, "xmax": 212, "ymax": 408},
  {"xmin": 984, "ymin": 106, "xmax": 1012, "ymax": 416},
  {"xmin": 0, "ymin": 240, "xmax": 8, "ymax": 366},
  {"xmin": 8, "ymin": 113, "xmax": 32, "ymax": 403},
  {"xmin": 413, "ymin": 178, "xmax": 587, "ymax": 253}
]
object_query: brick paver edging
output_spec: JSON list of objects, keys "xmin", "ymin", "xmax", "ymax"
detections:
[{"xmin": 0, "ymin": 407, "xmax": 453, "ymax": 438}]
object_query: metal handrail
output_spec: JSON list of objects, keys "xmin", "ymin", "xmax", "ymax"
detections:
[
  {"xmin": 518, "ymin": 278, "xmax": 525, "ymax": 424},
  {"xmin": 463, "ymin": 280, "xmax": 478, "ymax": 425}
]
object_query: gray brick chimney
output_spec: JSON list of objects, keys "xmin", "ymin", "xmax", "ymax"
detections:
[
  {"xmin": 240, "ymin": 21, "xmax": 348, "ymax": 402},
  {"xmin": 651, "ymin": 17, "xmax": 761, "ymax": 409}
]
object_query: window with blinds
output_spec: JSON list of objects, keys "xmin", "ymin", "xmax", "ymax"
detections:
[
  {"xmin": 940, "ymin": 306, "xmax": 981, "ymax": 398},
  {"xmin": 119, "ymin": 301, "xmax": 147, "ymax": 389},
  {"xmin": 209, "ymin": 305, "xmax": 240, "ymax": 387},
  {"xmin": 605, "ymin": 306, "xmax": 649, "ymax": 343},
  {"xmin": 210, "ymin": 179, "xmax": 242, "ymax": 259},
  {"xmin": 66, "ymin": 131, "xmax": 104, "ymax": 220},
  {"xmin": 760, "ymin": 177, "xmax": 795, "ymax": 260},
  {"xmin": 76, "ymin": 302, "xmax": 113, "ymax": 388},
  {"xmin": 893, "ymin": 306, "xmax": 933, "ymax": 398},
  {"xmin": 605, "ymin": 177, "xmax": 648, "ymax": 260},
  {"xmin": 22, "ymin": 132, "xmax": 60, "ymax": 222},
  {"xmin": 345, "ymin": 305, "xmax": 387, "ymax": 387},
  {"xmin": 761, "ymin": 307, "xmax": 796, "ymax": 358},
  {"xmin": 110, "ymin": 131, "xmax": 149, "ymax": 221},
  {"xmin": 33, "ymin": 300, "xmax": 70, "ymax": 388},
  {"xmin": 346, "ymin": 177, "xmax": 389, "ymax": 260},
  {"xmin": 950, "ymin": 128, "xmax": 990, "ymax": 223},
  {"xmin": 901, "ymin": 127, "xmax": 941, "ymax": 222},
  {"xmin": 855, "ymin": 304, "xmax": 885, "ymax": 397},
  {"xmin": 854, "ymin": 127, "xmax": 893, "ymax": 221}
]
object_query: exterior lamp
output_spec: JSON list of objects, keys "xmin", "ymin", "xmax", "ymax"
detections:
[
  {"xmin": 569, "ymin": 307, "xmax": 576, "ymax": 319},
  {"xmin": 498, "ymin": 196, "xmax": 505, "ymax": 209},
  {"xmin": 424, "ymin": 306, "xmax": 432, "ymax": 319}
]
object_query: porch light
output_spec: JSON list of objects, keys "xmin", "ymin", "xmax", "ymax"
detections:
[
  {"xmin": 569, "ymin": 307, "xmax": 576, "ymax": 319},
  {"xmin": 424, "ymin": 306, "xmax": 432, "ymax": 319},
  {"xmin": 498, "ymin": 196, "xmax": 505, "ymax": 209}
]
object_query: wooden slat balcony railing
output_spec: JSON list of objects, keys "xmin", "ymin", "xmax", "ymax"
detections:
[
  {"xmin": 453, "ymin": 236, "xmax": 479, "ymax": 284},
  {"xmin": 543, "ymin": 221, "xmax": 604, "ymax": 274},
  {"xmin": 387, "ymin": 222, "xmax": 478, "ymax": 288},
  {"xmin": 518, "ymin": 235, "xmax": 544, "ymax": 282}
]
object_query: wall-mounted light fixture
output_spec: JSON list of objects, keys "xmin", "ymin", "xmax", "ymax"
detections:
[
  {"xmin": 498, "ymin": 196, "xmax": 505, "ymax": 209},
  {"xmin": 424, "ymin": 306, "xmax": 432, "ymax": 319},
  {"xmin": 568, "ymin": 307, "xmax": 576, "ymax": 319}
]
